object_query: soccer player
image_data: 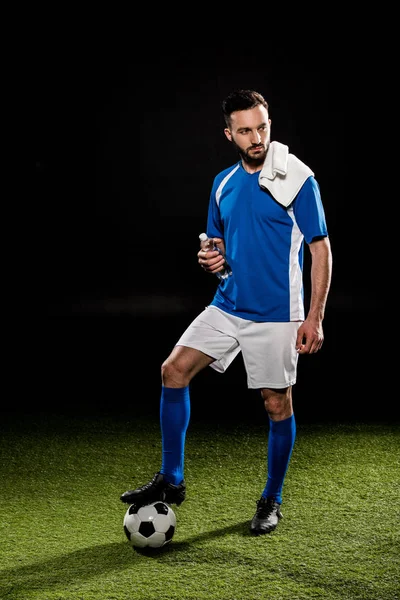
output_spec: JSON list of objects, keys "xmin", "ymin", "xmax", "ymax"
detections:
[{"xmin": 121, "ymin": 89, "xmax": 332, "ymax": 535}]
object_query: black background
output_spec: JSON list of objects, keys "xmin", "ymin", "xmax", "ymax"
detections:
[{"xmin": 28, "ymin": 39, "xmax": 391, "ymax": 425}]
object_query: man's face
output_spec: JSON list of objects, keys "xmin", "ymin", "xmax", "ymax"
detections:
[{"xmin": 224, "ymin": 105, "xmax": 271, "ymax": 167}]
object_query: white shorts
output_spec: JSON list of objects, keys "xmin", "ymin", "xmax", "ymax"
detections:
[{"xmin": 175, "ymin": 306, "xmax": 302, "ymax": 389}]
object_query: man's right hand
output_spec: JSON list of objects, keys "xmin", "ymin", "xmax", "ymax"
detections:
[{"xmin": 198, "ymin": 237, "xmax": 227, "ymax": 275}]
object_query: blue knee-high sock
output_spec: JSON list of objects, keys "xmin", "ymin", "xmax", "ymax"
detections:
[
  {"xmin": 262, "ymin": 414, "xmax": 296, "ymax": 504},
  {"xmin": 160, "ymin": 386, "xmax": 191, "ymax": 485}
]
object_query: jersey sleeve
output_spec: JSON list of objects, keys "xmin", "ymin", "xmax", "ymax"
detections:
[
  {"xmin": 206, "ymin": 177, "xmax": 224, "ymax": 239},
  {"xmin": 293, "ymin": 176, "xmax": 329, "ymax": 244}
]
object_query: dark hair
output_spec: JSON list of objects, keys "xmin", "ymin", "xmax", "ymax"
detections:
[{"xmin": 222, "ymin": 89, "xmax": 269, "ymax": 127}]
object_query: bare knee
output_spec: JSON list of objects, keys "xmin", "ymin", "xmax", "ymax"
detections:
[
  {"xmin": 161, "ymin": 355, "xmax": 189, "ymax": 388},
  {"xmin": 261, "ymin": 387, "xmax": 293, "ymax": 421},
  {"xmin": 161, "ymin": 346, "xmax": 211, "ymax": 388}
]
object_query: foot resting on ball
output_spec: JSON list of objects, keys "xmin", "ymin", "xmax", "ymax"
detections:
[{"xmin": 120, "ymin": 472, "xmax": 186, "ymax": 507}]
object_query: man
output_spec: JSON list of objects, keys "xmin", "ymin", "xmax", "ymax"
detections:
[{"xmin": 121, "ymin": 89, "xmax": 332, "ymax": 535}]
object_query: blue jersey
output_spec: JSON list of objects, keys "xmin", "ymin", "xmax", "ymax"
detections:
[{"xmin": 206, "ymin": 161, "xmax": 328, "ymax": 322}]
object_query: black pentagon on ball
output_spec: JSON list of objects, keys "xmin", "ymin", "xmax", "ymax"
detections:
[
  {"xmin": 138, "ymin": 521, "xmax": 156, "ymax": 538},
  {"xmin": 153, "ymin": 501, "xmax": 169, "ymax": 515},
  {"xmin": 165, "ymin": 525, "xmax": 175, "ymax": 541},
  {"xmin": 128, "ymin": 504, "xmax": 139, "ymax": 515}
]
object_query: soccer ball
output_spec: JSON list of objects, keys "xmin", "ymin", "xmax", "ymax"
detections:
[{"xmin": 123, "ymin": 501, "xmax": 176, "ymax": 549}]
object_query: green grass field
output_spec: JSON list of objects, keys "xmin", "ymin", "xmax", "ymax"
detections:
[{"xmin": 0, "ymin": 413, "xmax": 398, "ymax": 600}]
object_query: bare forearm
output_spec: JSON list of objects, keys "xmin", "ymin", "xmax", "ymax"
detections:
[{"xmin": 308, "ymin": 237, "xmax": 332, "ymax": 321}]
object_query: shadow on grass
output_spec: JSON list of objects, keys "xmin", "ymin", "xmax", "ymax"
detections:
[
  {"xmin": 135, "ymin": 519, "xmax": 253, "ymax": 557},
  {"xmin": 0, "ymin": 521, "xmax": 252, "ymax": 596}
]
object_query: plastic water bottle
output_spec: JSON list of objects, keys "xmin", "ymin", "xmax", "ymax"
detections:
[{"xmin": 199, "ymin": 233, "xmax": 232, "ymax": 280}]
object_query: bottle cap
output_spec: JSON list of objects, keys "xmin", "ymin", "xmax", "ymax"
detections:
[{"xmin": 199, "ymin": 233, "xmax": 208, "ymax": 241}]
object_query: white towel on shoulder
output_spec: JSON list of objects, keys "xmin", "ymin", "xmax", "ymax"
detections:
[{"xmin": 258, "ymin": 141, "xmax": 314, "ymax": 207}]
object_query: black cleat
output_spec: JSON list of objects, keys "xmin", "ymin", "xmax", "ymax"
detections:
[
  {"xmin": 120, "ymin": 472, "xmax": 186, "ymax": 507},
  {"xmin": 250, "ymin": 496, "xmax": 282, "ymax": 535}
]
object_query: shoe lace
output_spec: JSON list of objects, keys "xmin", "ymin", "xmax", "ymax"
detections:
[
  {"xmin": 137, "ymin": 473, "xmax": 160, "ymax": 492},
  {"xmin": 256, "ymin": 497, "xmax": 275, "ymax": 518}
]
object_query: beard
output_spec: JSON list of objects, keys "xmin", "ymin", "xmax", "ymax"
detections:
[{"xmin": 232, "ymin": 138, "xmax": 270, "ymax": 169}]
